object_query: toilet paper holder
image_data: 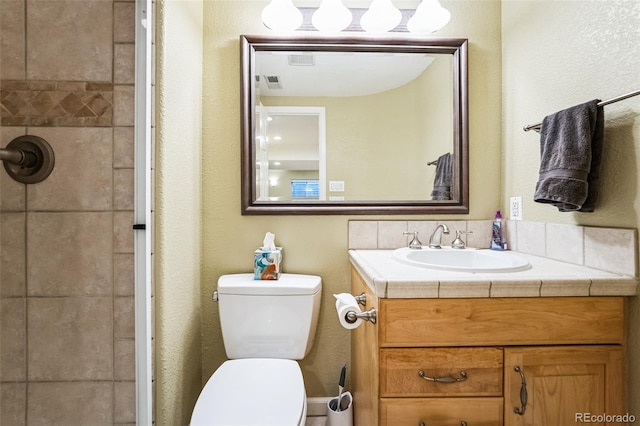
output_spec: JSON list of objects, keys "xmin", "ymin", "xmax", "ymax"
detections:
[
  {"xmin": 353, "ymin": 293, "xmax": 366, "ymax": 306},
  {"xmin": 345, "ymin": 308, "xmax": 377, "ymax": 325}
]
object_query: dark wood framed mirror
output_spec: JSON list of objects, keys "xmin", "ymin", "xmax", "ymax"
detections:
[{"xmin": 241, "ymin": 35, "xmax": 468, "ymax": 215}]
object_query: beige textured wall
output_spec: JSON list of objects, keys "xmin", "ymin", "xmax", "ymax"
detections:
[
  {"xmin": 501, "ymin": 0, "xmax": 640, "ymax": 414},
  {"xmin": 201, "ymin": 0, "xmax": 502, "ymax": 398},
  {"xmin": 155, "ymin": 0, "xmax": 204, "ymax": 424}
]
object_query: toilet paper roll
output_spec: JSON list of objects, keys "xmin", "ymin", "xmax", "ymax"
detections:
[
  {"xmin": 334, "ymin": 295, "xmax": 361, "ymax": 316},
  {"xmin": 335, "ymin": 300, "xmax": 362, "ymax": 330},
  {"xmin": 334, "ymin": 293, "xmax": 359, "ymax": 308}
]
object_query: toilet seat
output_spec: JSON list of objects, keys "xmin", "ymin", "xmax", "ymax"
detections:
[{"xmin": 190, "ymin": 358, "xmax": 307, "ymax": 426}]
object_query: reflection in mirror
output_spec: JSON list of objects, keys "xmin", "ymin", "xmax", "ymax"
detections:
[
  {"xmin": 241, "ymin": 35, "xmax": 468, "ymax": 214},
  {"xmin": 256, "ymin": 106, "xmax": 326, "ymax": 201}
]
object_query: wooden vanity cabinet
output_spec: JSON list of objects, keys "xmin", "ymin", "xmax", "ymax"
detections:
[{"xmin": 351, "ymin": 268, "xmax": 626, "ymax": 426}]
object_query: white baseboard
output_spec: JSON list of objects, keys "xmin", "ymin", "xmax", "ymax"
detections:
[{"xmin": 307, "ymin": 397, "xmax": 331, "ymax": 416}]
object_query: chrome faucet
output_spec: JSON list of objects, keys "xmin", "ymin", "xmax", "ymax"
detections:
[
  {"xmin": 451, "ymin": 230, "xmax": 473, "ymax": 249},
  {"xmin": 403, "ymin": 231, "xmax": 423, "ymax": 249},
  {"xmin": 428, "ymin": 224, "xmax": 450, "ymax": 249}
]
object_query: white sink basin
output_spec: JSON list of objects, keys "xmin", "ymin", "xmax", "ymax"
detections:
[{"xmin": 393, "ymin": 247, "xmax": 531, "ymax": 273}]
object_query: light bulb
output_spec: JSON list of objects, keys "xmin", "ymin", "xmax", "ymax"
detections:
[
  {"xmin": 360, "ymin": 0, "xmax": 402, "ymax": 33},
  {"xmin": 407, "ymin": 0, "xmax": 451, "ymax": 34},
  {"xmin": 262, "ymin": 0, "xmax": 303, "ymax": 32},
  {"xmin": 312, "ymin": 0, "xmax": 353, "ymax": 33}
]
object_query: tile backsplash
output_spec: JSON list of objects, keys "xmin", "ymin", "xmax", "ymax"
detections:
[{"xmin": 349, "ymin": 220, "xmax": 638, "ymax": 277}]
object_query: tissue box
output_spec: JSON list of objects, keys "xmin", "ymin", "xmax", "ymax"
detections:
[{"xmin": 254, "ymin": 248, "xmax": 282, "ymax": 280}]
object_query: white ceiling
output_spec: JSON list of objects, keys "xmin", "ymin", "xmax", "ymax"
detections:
[{"xmin": 256, "ymin": 51, "xmax": 434, "ymax": 97}]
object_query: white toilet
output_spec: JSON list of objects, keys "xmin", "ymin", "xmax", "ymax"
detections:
[{"xmin": 191, "ymin": 273, "xmax": 322, "ymax": 426}]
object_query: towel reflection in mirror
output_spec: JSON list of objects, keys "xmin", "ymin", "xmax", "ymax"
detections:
[{"xmin": 430, "ymin": 152, "xmax": 453, "ymax": 200}]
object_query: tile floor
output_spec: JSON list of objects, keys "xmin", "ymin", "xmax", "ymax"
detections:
[{"xmin": 306, "ymin": 416, "xmax": 327, "ymax": 425}]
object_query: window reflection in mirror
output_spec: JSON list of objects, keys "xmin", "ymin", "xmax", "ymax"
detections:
[{"xmin": 241, "ymin": 35, "xmax": 468, "ymax": 214}]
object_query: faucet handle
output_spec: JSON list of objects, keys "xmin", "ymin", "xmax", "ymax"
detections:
[
  {"xmin": 451, "ymin": 230, "xmax": 473, "ymax": 249},
  {"xmin": 403, "ymin": 231, "xmax": 423, "ymax": 250}
]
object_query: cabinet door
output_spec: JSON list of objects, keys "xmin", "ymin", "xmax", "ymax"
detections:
[{"xmin": 504, "ymin": 346, "xmax": 624, "ymax": 426}]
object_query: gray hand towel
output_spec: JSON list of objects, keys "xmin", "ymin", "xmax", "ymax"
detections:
[
  {"xmin": 430, "ymin": 152, "xmax": 452, "ymax": 200},
  {"xmin": 533, "ymin": 99, "xmax": 604, "ymax": 212}
]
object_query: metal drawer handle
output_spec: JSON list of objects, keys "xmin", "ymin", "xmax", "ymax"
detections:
[
  {"xmin": 513, "ymin": 365, "xmax": 528, "ymax": 415},
  {"xmin": 419, "ymin": 422, "xmax": 468, "ymax": 426},
  {"xmin": 418, "ymin": 370, "xmax": 468, "ymax": 383}
]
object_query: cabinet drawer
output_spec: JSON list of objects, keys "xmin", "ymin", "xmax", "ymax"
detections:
[
  {"xmin": 379, "ymin": 297, "xmax": 624, "ymax": 347},
  {"xmin": 380, "ymin": 347, "xmax": 503, "ymax": 397},
  {"xmin": 380, "ymin": 397, "xmax": 504, "ymax": 426}
]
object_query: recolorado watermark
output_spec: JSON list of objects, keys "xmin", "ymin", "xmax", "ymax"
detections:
[{"xmin": 576, "ymin": 413, "xmax": 636, "ymax": 423}]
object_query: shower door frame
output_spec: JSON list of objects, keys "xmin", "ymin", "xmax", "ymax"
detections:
[{"xmin": 134, "ymin": 0, "xmax": 153, "ymax": 424}]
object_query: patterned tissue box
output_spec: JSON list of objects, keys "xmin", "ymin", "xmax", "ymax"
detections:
[{"xmin": 254, "ymin": 248, "xmax": 282, "ymax": 280}]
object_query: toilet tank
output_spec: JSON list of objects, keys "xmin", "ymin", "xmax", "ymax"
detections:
[{"xmin": 217, "ymin": 273, "xmax": 322, "ymax": 360}]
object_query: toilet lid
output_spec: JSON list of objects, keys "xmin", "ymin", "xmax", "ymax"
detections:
[{"xmin": 191, "ymin": 359, "xmax": 306, "ymax": 426}]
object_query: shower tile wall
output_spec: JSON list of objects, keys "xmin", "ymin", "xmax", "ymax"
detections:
[{"xmin": 1, "ymin": 1, "xmax": 136, "ymax": 424}]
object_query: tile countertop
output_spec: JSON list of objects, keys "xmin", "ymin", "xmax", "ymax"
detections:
[{"xmin": 349, "ymin": 249, "xmax": 639, "ymax": 299}]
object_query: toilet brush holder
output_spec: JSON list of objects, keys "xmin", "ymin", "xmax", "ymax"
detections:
[{"xmin": 326, "ymin": 391, "xmax": 353, "ymax": 426}]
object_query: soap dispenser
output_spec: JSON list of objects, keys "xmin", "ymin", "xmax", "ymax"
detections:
[{"xmin": 490, "ymin": 210, "xmax": 506, "ymax": 250}]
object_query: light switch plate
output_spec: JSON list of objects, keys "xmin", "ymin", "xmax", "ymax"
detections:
[{"xmin": 329, "ymin": 181, "xmax": 345, "ymax": 192}]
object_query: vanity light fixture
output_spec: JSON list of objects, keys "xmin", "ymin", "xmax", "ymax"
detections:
[
  {"xmin": 360, "ymin": 0, "xmax": 402, "ymax": 33},
  {"xmin": 312, "ymin": 0, "xmax": 353, "ymax": 33},
  {"xmin": 407, "ymin": 0, "xmax": 451, "ymax": 34},
  {"xmin": 261, "ymin": 0, "xmax": 303, "ymax": 32},
  {"xmin": 261, "ymin": 0, "xmax": 452, "ymax": 34}
]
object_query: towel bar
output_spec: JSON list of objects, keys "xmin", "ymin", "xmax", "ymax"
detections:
[{"xmin": 523, "ymin": 88, "xmax": 640, "ymax": 133}]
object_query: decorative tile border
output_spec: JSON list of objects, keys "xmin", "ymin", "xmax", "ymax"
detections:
[{"xmin": 0, "ymin": 80, "xmax": 113, "ymax": 127}]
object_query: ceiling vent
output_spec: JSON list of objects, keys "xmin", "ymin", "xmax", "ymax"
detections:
[
  {"xmin": 288, "ymin": 54, "xmax": 315, "ymax": 66},
  {"xmin": 263, "ymin": 75, "xmax": 283, "ymax": 90}
]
